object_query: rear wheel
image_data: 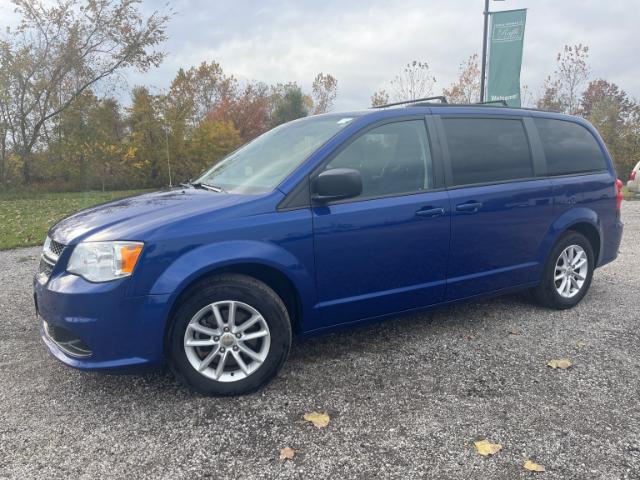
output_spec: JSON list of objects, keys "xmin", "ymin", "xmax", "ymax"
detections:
[
  {"xmin": 167, "ymin": 274, "xmax": 292, "ymax": 396},
  {"xmin": 533, "ymin": 231, "xmax": 594, "ymax": 309}
]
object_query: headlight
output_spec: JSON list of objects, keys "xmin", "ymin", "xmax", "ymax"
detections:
[{"xmin": 67, "ymin": 241, "xmax": 144, "ymax": 282}]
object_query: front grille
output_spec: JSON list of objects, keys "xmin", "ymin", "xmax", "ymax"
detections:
[
  {"xmin": 44, "ymin": 237, "xmax": 65, "ymax": 260},
  {"xmin": 48, "ymin": 239, "xmax": 65, "ymax": 258},
  {"xmin": 38, "ymin": 256, "xmax": 54, "ymax": 278},
  {"xmin": 38, "ymin": 237, "xmax": 65, "ymax": 284}
]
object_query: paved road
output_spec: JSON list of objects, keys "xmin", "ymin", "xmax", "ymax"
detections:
[{"xmin": 1, "ymin": 203, "xmax": 639, "ymax": 480}]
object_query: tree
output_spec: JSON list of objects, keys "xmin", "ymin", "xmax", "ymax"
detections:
[
  {"xmin": 269, "ymin": 83, "xmax": 309, "ymax": 127},
  {"xmin": 126, "ymin": 87, "xmax": 167, "ymax": 187},
  {"xmin": 580, "ymin": 79, "xmax": 639, "ymax": 177},
  {"xmin": 0, "ymin": 0, "xmax": 170, "ymax": 184},
  {"xmin": 188, "ymin": 119, "xmax": 242, "ymax": 177},
  {"xmin": 84, "ymin": 97, "xmax": 129, "ymax": 191},
  {"xmin": 165, "ymin": 61, "xmax": 234, "ymax": 130},
  {"xmin": 43, "ymin": 90, "xmax": 100, "ymax": 188},
  {"xmin": 536, "ymin": 78, "xmax": 564, "ymax": 112},
  {"xmin": 537, "ymin": 44, "xmax": 590, "ymax": 114},
  {"xmin": 209, "ymin": 81, "xmax": 271, "ymax": 142},
  {"xmin": 0, "ymin": 66, "xmax": 8, "ymax": 183},
  {"xmin": 311, "ymin": 73, "xmax": 338, "ymax": 114},
  {"xmin": 520, "ymin": 84, "xmax": 535, "ymax": 108},
  {"xmin": 189, "ymin": 62, "xmax": 235, "ymax": 124},
  {"xmin": 580, "ymin": 79, "xmax": 634, "ymax": 120},
  {"xmin": 443, "ymin": 54, "xmax": 480, "ymax": 104},
  {"xmin": 41, "ymin": 92, "xmax": 131, "ymax": 191},
  {"xmin": 370, "ymin": 90, "xmax": 389, "ymax": 107},
  {"xmin": 390, "ymin": 61, "xmax": 437, "ymax": 101},
  {"xmin": 0, "ymin": 114, "xmax": 7, "ymax": 184}
]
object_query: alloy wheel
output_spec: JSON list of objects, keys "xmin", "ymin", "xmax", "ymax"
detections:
[
  {"xmin": 183, "ymin": 300, "xmax": 271, "ymax": 382},
  {"xmin": 554, "ymin": 244, "xmax": 589, "ymax": 299}
]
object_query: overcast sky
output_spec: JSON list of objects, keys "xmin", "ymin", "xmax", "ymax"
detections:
[{"xmin": 1, "ymin": 0, "xmax": 638, "ymax": 110}]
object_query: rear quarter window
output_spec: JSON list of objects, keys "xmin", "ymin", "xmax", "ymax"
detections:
[
  {"xmin": 442, "ymin": 117, "xmax": 533, "ymax": 186},
  {"xmin": 533, "ymin": 118, "xmax": 608, "ymax": 176}
]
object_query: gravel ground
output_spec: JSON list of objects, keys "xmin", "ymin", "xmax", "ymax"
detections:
[{"xmin": 1, "ymin": 203, "xmax": 639, "ymax": 480}]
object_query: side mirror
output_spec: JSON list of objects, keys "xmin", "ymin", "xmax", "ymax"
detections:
[{"xmin": 312, "ymin": 168, "xmax": 363, "ymax": 203}]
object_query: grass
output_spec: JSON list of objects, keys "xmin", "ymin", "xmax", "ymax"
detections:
[{"xmin": 0, "ymin": 190, "xmax": 150, "ymax": 250}]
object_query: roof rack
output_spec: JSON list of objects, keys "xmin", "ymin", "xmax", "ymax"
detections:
[
  {"xmin": 431, "ymin": 102, "xmax": 560, "ymax": 113},
  {"xmin": 475, "ymin": 100, "xmax": 508, "ymax": 107},
  {"xmin": 371, "ymin": 96, "xmax": 448, "ymax": 109},
  {"xmin": 369, "ymin": 96, "xmax": 560, "ymax": 113}
]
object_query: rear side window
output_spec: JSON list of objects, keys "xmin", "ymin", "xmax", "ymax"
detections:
[
  {"xmin": 534, "ymin": 118, "xmax": 607, "ymax": 175},
  {"xmin": 442, "ymin": 118, "xmax": 533, "ymax": 186}
]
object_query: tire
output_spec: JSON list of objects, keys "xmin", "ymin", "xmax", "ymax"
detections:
[
  {"xmin": 166, "ymin": 274, "xmax": 292, "ymax": 396},
  {"xmin": 533, "ymin": 231, "xmax": 595, "ymax": 310}
]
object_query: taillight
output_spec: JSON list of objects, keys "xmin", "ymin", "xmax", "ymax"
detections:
[
  {"xmin": 615, "ymin": 179, "xmax": 624, "ymax": 211},
  {"xmin": 631, "ymin": 170, "xmax": 637, "ymax": 181}
]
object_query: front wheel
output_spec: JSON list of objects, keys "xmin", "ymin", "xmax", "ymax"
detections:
[
  {"xmin": 533, "ymin": 231, "xmax": 595, "ymax": 310},
  {"xmin": 167, "ymin": 274, "xmax": 292, "ymax": 396}
]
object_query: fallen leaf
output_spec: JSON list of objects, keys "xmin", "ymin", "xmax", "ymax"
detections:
[
  {"xmin": 279, "ymin": 447, "xmax": 295, "ymax": 460},
  {"xmin": 508, "ymin": 329, "xmax": 522, "ymax": 336},
  {"xmin": 474, "ymin": 439, "xmax": 503, "ymax": 456},
  {"xmin": 524, "ymin": 459, "xmax": 546, "ymax": 472},
  {"xmin": 546, "ymin": 359, "xmax": 572, "ymax": 370},
  {"xmin": 303, "ymin": 411, "xmax": 330, "ymax": 429},
  {"xmin": 463, "ymin": 334, "xmax": 476, "ymax": 340},
  {"xmin": 576, "ymin": 341, "xmax": 588, "ymax": 348}
]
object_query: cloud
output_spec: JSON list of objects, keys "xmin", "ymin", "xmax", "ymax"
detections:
[{"xmin": 4, "ymin": 0, "xmax": 640, "ymax": 108}]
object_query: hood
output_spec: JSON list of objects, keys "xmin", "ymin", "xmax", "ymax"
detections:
[{"xmin": 49, "ymin": 188, "xmax": 263, "ymax": 245}]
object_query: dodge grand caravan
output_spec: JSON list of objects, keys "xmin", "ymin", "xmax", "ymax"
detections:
[{"xmin": 34, "ymin": 100, "xmax": 624, "ymax": 395}]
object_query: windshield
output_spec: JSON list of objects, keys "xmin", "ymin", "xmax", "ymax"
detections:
[{"xmin": 196, "ymin": 115, "xmax": 358, "ymax": 194}]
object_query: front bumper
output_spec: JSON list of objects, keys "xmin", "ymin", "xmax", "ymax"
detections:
[{"xmin": 34, "ymin": 273, "xmax": 170, "ymax": 371}]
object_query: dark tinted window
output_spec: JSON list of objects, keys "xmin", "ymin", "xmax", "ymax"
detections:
[
  {"xmin": 442, "ymin": 118, "xmax": 533, "ymax": 186},
  {"xmin": 534, "ymin": 118, "xmax": 607, "ymax": 175},
  {"xmin": 326, "ymin": 120, "xmax": 433, "ymax": 199}
]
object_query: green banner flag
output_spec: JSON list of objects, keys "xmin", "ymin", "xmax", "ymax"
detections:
[{"xmin": 486, "ymin": 9, "xmax": 527, "ymax": 107}]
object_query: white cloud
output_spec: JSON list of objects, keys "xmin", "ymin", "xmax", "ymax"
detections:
[{"xmin": 3, "ymin": 0, "xmax": 640, "ymax": 108}]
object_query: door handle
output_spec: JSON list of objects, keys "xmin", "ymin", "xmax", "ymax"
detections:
[
  {"xmin": 455, "ymin": 201, "xmax": 483, "ymax": 213},
  {"xmin": 415, "ymin": 207, "xmax": 445, "ymax": 218}
]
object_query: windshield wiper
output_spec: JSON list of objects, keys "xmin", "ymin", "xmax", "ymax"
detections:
[{"xmin": 191, "ymin": 181, "xmax": 226, "ymax": 193}]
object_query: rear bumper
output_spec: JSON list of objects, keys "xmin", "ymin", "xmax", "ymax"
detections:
[
  {"xmin": 598, "ymin": 218, "xmax": 623, "ymax": 268},
  {"xmin": 34, "ymin": 274, "xmax": 170, "ymax": 371}
]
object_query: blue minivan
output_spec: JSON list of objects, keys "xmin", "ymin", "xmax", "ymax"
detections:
[{"xmin": 34, "ymin": 99, "xmax": 624, "ymax": 395}]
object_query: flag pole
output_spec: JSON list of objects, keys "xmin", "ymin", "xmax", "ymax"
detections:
[{"xmin": 480, "ymin": 0, "xmax": 490, "ymax": 102}]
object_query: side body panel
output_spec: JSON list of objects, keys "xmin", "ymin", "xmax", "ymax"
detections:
[
  {"xmin": 309, "ymin": 114, "xmax": 451, "ymax": 329},
  {"xmin": 141, "ymin": 206, "xmax": 319, "ymax": 328},
  {"xmin": 529, "ymin": 112, "xmax": 622, "ymax": 267},
  {"xmin": 311, "ymin": 191, "xmax": 450, "ymax": 327},
  {"xmin": 431, "ymin": 111, "xmax": 556, "ymax": 300},
  {"xmin": 444, "ymin": 180, "xmax": 554, "ymax": 299}
]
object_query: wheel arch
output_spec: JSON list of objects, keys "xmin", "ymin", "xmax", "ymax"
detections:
[
  {"xmin": 566, "ymin": 221, "xmax": 601, "ymax": 265},
  {"xmin": 149, "ymin": 240, "xmax": 315, "ymax": 360},
  {"xmin": 165, "ymin": 262, "xmax": 304, "ymax": 336},
  {"xmin": 535, "ymin": 207, "xmax": 604, "ymax": 281},
  {"xmin": 163, "ymin": 261, "xmax": 302, "ymax": 395}
]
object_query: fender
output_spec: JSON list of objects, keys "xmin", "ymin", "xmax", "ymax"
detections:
[
  {"xmin": 148, "ymin": 239, "xmax": 318, "ymax": 325},
  {"xmin": 533, "ymin": 207, "xmax": 602, "ymax": 279}
]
